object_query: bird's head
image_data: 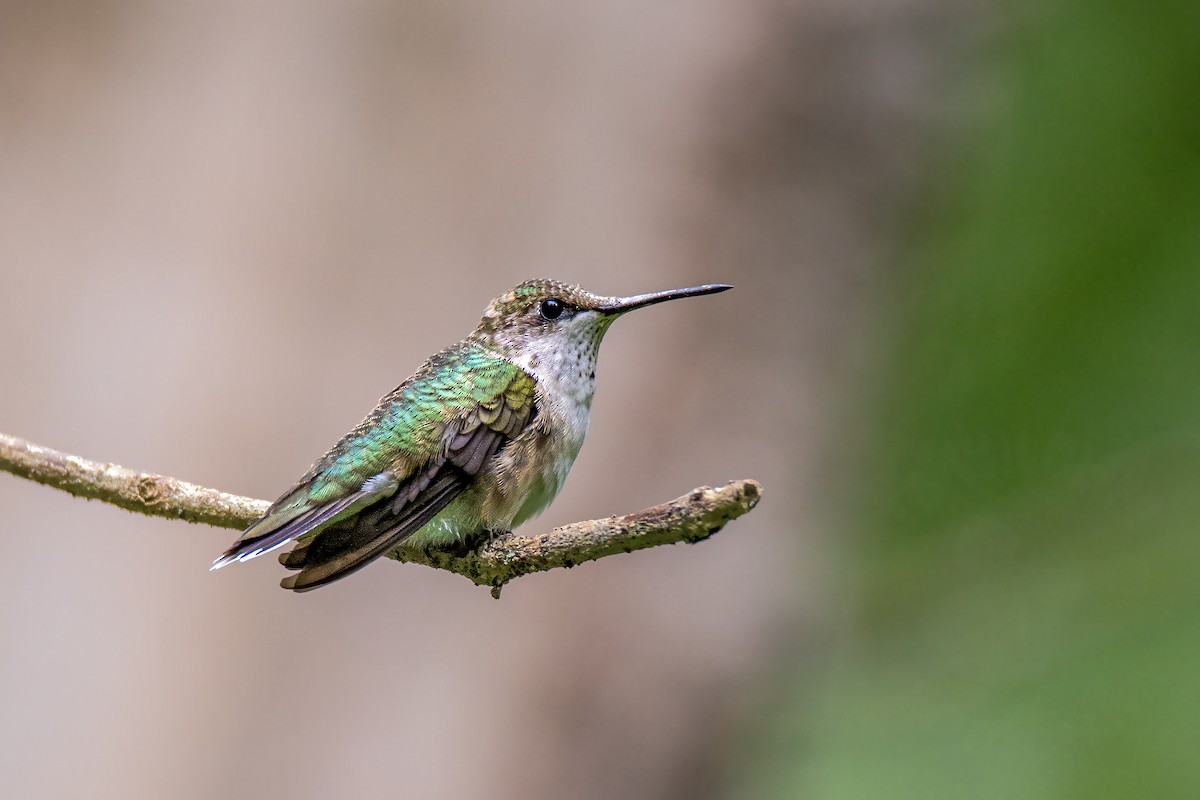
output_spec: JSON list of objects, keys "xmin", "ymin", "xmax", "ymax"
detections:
[{"xmin": 470, "ymin": 279, "xmax": 732, "ymax": 372}]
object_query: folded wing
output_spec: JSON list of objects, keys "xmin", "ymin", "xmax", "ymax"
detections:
[{"xmin": 213, "ymin": 347, "xmax": 537, "ymax": 591}]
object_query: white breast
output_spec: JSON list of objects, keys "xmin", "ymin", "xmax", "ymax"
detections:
[
  {"xmin": 412, "ymin": 312, "xmax": 614, "ymax": 544},
  {"xmin": 497, "ymin": 316, "xmax": 605, "ymax": 525}
]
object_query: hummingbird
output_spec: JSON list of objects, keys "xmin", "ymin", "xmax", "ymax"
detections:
[{"xmin": 213, "ymin": 279, "xmax": 731, "ymax": 591}]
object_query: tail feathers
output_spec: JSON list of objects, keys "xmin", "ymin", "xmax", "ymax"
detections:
[
  {"xmin": 211, "ymin": 527, "xmax": 296, "ymax": 570},
  {"xmin": 279, "ymin": 472, "xmax": 462, "ymax": 592},
  {"xmin": 211, "ymin": 472, "xmax": 400, "ymax": 571},
  {"xmin": 278, "ymin": 539, "xmax": 311, "ymax": 570}
]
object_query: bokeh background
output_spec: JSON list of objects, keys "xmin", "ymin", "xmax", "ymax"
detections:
[{"xmin": 1, "ymin": 1, "xmax": 1197, "ymax": 798}]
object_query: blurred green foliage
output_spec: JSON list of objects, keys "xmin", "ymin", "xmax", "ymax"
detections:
[{"xmin": 736, "ymin": 1, "xmax": 1200, "ymax": 797}]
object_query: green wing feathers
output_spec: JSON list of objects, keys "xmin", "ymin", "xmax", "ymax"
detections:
[{"xmin": 213, "ymin": 345, "xmax": 537, "ymax": 590}]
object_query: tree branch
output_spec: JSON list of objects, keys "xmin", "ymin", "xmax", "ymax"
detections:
[
  {"xmin": 0, "ymin": 432, "xmax": 761, "ymax": 595},
  {"xmin": 0, "ymin": 432, "xmax": 268, "ymax": 527}
]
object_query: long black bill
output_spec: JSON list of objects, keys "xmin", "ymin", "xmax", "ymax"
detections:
[{"xmin": 596, "ymin": 283, "xmax": 733, "ymax": 314}]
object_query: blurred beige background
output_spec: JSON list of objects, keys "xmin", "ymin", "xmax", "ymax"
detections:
[{"xmin": 0, "ymin": 2, "xmax": 955, "ymax": 798}]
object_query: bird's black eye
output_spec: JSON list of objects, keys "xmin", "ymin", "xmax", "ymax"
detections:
[{"xmin": 539, "ymin": 298, "xmax": 565, "ymax": 321}]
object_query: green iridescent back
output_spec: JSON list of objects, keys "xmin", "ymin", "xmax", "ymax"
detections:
[{"xmin": 303, "ymin": 342, "xmax": 534, "ymax": 504}]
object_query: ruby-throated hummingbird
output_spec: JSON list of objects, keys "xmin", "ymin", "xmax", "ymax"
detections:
[{"xmin": 213, "ymin": 279, "xmax": 731, "ymax": 591}]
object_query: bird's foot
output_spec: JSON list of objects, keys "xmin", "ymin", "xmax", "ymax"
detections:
[{"xmin": 484, "ymin": 528, "xmax": 510, "ymax": 546}]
